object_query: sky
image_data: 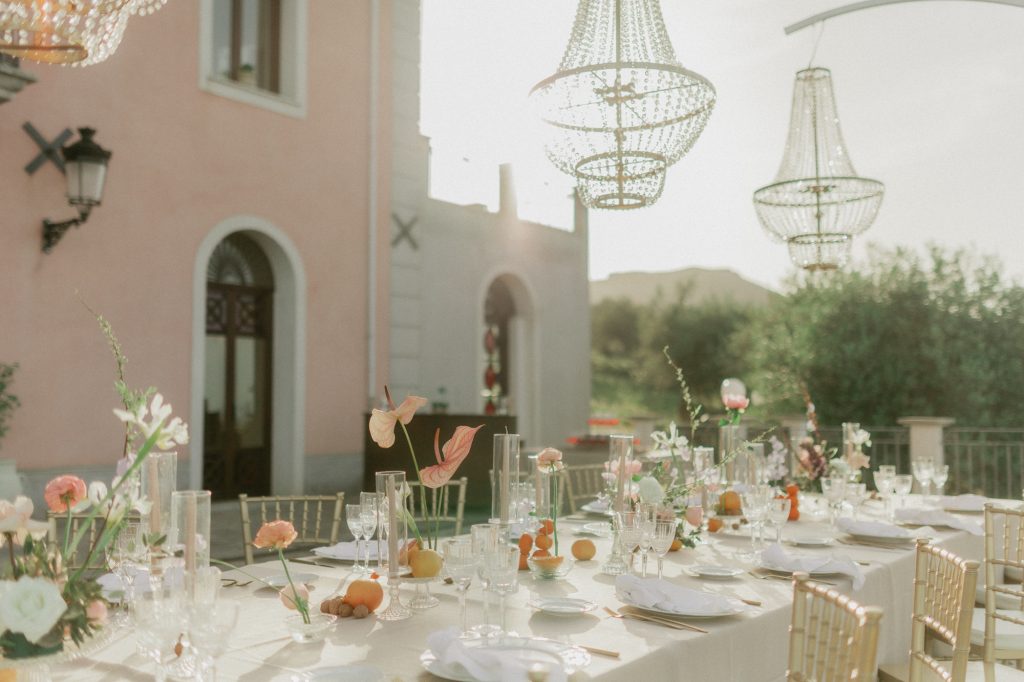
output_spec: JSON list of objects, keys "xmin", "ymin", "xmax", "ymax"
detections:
[{"xmin": 420, "ymin": 1, "xmax": 1024, "ymax": 291}]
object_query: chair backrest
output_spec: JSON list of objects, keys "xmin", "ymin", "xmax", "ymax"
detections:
[
  {"xmin": 239, "ymin": 493, "xmax": 345, "ymax": 565},
  {"xmin": 406, "ymin": 477, "xmax": 468, "ymax": 538},
  {"xmin": 982, "ymin": 502, "xmax": 1024, "ymax": 662},
  {"xmin": 48, "ymin": 511, "xmax": 141, "ymax": 571},
  {"xmin": 908, "ymin": 538, "xmax": 979, "ymax": 682},
  {"xmin": 787, "ymin": 572, "xmax": 883, "ymax": 681},
  {"xmin": 562, "ymin": 463, "xmax": 608, "ymax": 513}
]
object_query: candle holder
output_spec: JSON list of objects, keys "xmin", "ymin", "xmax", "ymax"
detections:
[
  {"xmin": 601, "ymin": 435, "xmax": 633, "ymax": 576},
  {"xmin": 490, "ymin": 434, "xmax": 520, "ymax": 542},
  {"xmin": 692, "ymin": 446, "xmax": 716, "ymax": 515},
  {"xmin": 141, "ymin": 451, "xmax": 176, "ymax": 594},
  {"xmin": 375, "ymin": 471, "xmax": 410, "ymax": 622},
  {"xmin": 744, "ymin": 442, "xmax": 767, "ymax": 486},
  {"xmin": 720, "ymin": 425, "xmax": 744, "ymax": 486},
  {"xmin": 169, "ymin": 490, "xmax": 212, "ymax": 601}
]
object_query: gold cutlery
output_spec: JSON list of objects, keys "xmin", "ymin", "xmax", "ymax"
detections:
[
  {"xmin": 578, "ymin": 644, "xmax": 620, "ymax": 658},
  {"xmin": 604, "ymin": 606, "xmax": 709, "ymax": 633},
  {"xmin": 749, "ymin": 570, "xmax": 836, "ymax": 586},
  {"xmin": 838, "ymin": 539, "xmax": 909, "ymax": 551},
  {"xmin": 739, "ymin": 598, "xmax": 762, "ymax": 607}
]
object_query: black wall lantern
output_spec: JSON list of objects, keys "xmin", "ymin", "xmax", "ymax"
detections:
[{"xmin": 41, "ymin": 128, "xmax": 111, "ymax": 253}]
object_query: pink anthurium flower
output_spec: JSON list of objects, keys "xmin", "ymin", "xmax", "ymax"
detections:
[
  {"xmin": 420, "ymin": 425, "xmax": 484, "ymax": 488},
  {"xmin": 368, "ymin": 390, "xmax": 428, "ymax": 449}
]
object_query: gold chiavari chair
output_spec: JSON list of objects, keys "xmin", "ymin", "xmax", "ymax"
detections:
[
  {"xmin": 239, "ymin": 493, "xmax": 344, "ymax": 565},
  {"xmin": 406, "ymin": 477, "xmax": 468, "ymax": 538},
  {"xmin": 787, "ymin": 572, "xmax": 883, "ymax": 681},
  {"xmin": 973, "ymin": 504, "xmax": 1024, "ymax": 667},
  {"xmin": 562, "ymin": 463, "xmax": 608, "ymax": 514},
  {"xmin": 878, "ymin": 539, "xmax": 1024, "ymax": 682}
]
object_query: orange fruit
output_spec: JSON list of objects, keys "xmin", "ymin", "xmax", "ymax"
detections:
[
  {"xmin": 720, "ymin": 491, "xmax": 742, "ymax": 515},
  {"xmin": 410, "ymin": 548, "xmax": 443, "ymax": 578},
  {"xmin": 670, "ymin": 538, "xmax": 683, "ymax": 551},
  {"xmin": 519, "ymin": 553, "xmax": 529, "ymax": 570},
  {"xmin": 534, "ymin": 534, "xmax": 553, "ymax": 551},
  {"xmin": 708, "ymin": 517, "xmax": 724, "ymax": 533},
  {"xmin": 538, "ymin": 519, "xmax": 555, "ymax": 535},
  {"xmin": 571, "ymin": 539, "xmax": 596, "ymax": 561},
  {"xmin": 532, "ymin": 549, "xmax": 550, "ymax": 559},
  {"xmin": 342, "ymin": 579, "xmax": 384, "ymax": 613},
  {"xmin": 518, "ymin": 533, "xmax": 533, "ymax": 555}
]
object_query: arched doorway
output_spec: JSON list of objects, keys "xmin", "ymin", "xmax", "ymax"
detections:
[
  {"xmin": 204, "ymin": 233, "xmax": 275, "ymax": 499},
  {"xmin": 483, "ymin": 278, "xmax": 515, "ymax": 415}
]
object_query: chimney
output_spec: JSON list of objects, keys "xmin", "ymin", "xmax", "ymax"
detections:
[{"xmin": 498, "ymin": 163, "xmax": 518, "ymax": 219}]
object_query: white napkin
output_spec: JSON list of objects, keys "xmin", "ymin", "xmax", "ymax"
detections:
[
  {"xmin": 895, "ymin": 508, "xmax": 983, "ymax": 536},
  {"xmin": 760, "ymin": 543, "xmax": 865, "ymax": 590},
  {"xmin": 426, "ymin": 628, "xmax": 567, "ymax": 682},
  {"xmin": 313, "ymin": 542, "xmax": 386, "ymax": 561},
  {"xmin": 836, "ymin": 518, "xmax": 915, "ymax": 539},
  {"xmin": 614, "ymin": 574, "xmax": 750, "ymax": 616},
  {"xmin": 939, "ymin": 494, "xmax": 988, "ymax": 512}
]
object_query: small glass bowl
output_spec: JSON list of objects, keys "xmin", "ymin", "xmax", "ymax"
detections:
[
  {"xmin": 527, "ymin": 555, "xmax": 575, "ymax": 580},
  {"xmin": 285, "ymin": 613, "xmax": 337, "ymax": 643}
]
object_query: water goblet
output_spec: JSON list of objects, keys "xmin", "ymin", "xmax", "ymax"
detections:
[
  {"xmin": 767, "ymin": 496, "xmax": 791, "ymax": 544},
  {"xmin": 821, "ymin": 476, "xmax": 847, "ymax": 528},
  {"xmin": 846, "ymin": 483, "xmax": 868, "ymax": 520},
  {"xmin": 650, "ymin": 520, "xmax": 677, "ymax": 579},
  {"xmin": 346, "ymin": 503, "xmax": 366, "ymax": 574},
  {"xmin": 894, "ymin": 474, "xmax": 914, "ymax": 509},
  {"xmin": 188, "ymin": 600, "xmax": 239, "ymax": 682},
  {"xmin": 136, "ymin": 590, "xmax": 188, "ymax": 681},
  {"xmin": 614, "ymin": 511, "xmax": 643, "ymax": 574},
  {"xmin": 107, "ymin": 521, "xmax": 147, "ymax": 625},
  {"xmin": 484, "ymin": 546, "xmax": 519, "ymax": 636},
  {"xmin": 638, "ymin": 514, "xmax": 657, "ymax": 577},
  {"xmin": 932, "ymin": 465, "xmax": 949, "ymax": 497},
  {"xmin": 443, "ymin": 538, "xmax": 476, "ymax": 638},
  {"xmin": 912, "ymin": 459, "xmax": 934, "ymax": 497},
  {"xmin": 470, "ymin": 523, "xmax": 502, "ymax": 638},
  {"xmin": 360, "ymin": 492, "xmax": 381, "ymax": 574},
  {"xmin": 739, "ymin": 486, "xmax": 770, "ymax": 559}
]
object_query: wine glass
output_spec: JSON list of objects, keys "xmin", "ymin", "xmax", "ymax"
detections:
[
  {"xmin": 650, "ymin": 520, "xmax": 677, "ymax": 579},
  {"xmin": 894, "ymin": 474, "xmax": 914, "ymax": 509},
  {"xmin": 614, "ymin": 511, "xmax": 643, "ymax": 574},
  {"xmin": 188, "ymin": 600, "xmax": 239, "ymax": 681},
  {"xmin": 359, "ymin": 492, "xmax": 381, "ymax": 574},
  {"xmin": 107, "ymin": 521, "xmax": 147, "ymax": 625},
  {"xmin": 912, "ymin": 459, "xmax": 934, "ymax": 497},
  {"xmin": 821, "ymin": 476, "xmax": 847, "ymax": 528},
  {"xmin": 767, "ymin": 496, "xmax": 791, "ymax": 545},
  {"xmin": 136, "ymin": 590, "xmax": 188, "ymax": 681},
  {"xmin": 932, "ymin": 465, "xmax": 949, "ymax": 497},
  {"xmin": 846, "ymin": 482, "xmax": 868, "ymax": 520},
  {"xmin": 874, "ymin": 466, "xmax": 896, "ymax": 518},
  {"xmin": 470, "ymin": 523, "xmax": 501, "ymax": 638},
  {"xmin": 484, "ymin": 546, "xmax": 519, "ymax": 636},
  {"xmin": 346, "ymin": 504, "xmax": 365, "ymax": 574},
  {"xmin": 739, "ymin": 486, "xmax": 770, "ymax": 559},
  {"xmin": 443, "ymin": 538, "xmax": 476, "ymax": 638}
]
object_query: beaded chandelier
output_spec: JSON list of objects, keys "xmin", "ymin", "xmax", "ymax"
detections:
[
  {"xmin": 530, "ymin": 0, "xmax": 716, "ymax": 210},
  {"xmin": 754, "ymin": 68, "xmax": 884, "ymax": 271},
  {"xmin": 0, "ymin": 0, "xmax": 168, "ymax": 66}
]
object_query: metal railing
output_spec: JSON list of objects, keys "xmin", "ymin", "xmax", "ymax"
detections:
[{"xmin": 944, "ymin": 428, "xmax": 1024, "ymax": 498}]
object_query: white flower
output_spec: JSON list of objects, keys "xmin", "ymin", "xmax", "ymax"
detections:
[
  {"xmin": 637, "ymin": 477, "xmax": 665, "ymax": 505},
  {"xmin": 114, "ymin": 394, "xmax": 189, "ymax": 451},
  {"xmin": 852, "ymin": 428, "xmax": 872, "ymax": 448},
  {"xmin": 0, "ymin": 497, "xmax": 49, "ymax": 546},
  {"xmin": 0, "ymin": 576, "xmax": 67, "ymax": 643},
  {"xmin": 650, "ymin": 422, "xmax": 690, "ymax": 461}
]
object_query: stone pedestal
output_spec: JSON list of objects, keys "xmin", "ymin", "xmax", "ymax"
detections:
[{"xmin": 897, "ymin": 416, "xmax": 955, "ymax": 467}]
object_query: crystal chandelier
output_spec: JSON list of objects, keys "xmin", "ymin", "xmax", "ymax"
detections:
[
  {"xmin": 0, "ymin": 0, "xmax": 167, "ymax": 67},
  {"xmin": 753, "ymin": 67, "xmax": 884, "ymax": 271},
  {"xmin": 530, "ymin": 0, "xmax": 716, "ymax": 210}
]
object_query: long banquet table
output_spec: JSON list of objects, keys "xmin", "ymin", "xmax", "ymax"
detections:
[{"xmin": 51, "ymin": 496, "xmax": 987, "ymax": 681}]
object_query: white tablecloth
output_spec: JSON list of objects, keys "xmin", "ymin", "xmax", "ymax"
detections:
[{"xmin": 48, "ymin": 496, "xmax": 985, "ymax": 681}]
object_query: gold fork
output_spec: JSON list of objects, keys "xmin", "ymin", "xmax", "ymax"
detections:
[{"xmin": 604, "ymin": 606, "xmax": 708, "ymax": 633}]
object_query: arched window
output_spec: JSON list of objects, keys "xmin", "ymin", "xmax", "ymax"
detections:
[{"xmin": 483, "ymin": 278, "xmax": 516, "ymax": 415}]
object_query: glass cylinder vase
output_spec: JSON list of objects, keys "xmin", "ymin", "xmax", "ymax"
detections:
[
  {"xmin": 375, "ymin": 470, "xmax": 411, "ymax": 621},
  {"xmin": 692, "ymin": 446, "xmax": 716, "ymax": 514},
  {"xmin": 719, "ymin": 425, "xmax": 747, "ymax": 487},
  {"xmin": 169, "ymin": 490, "xmax": 212, "ymax": 601},
  {"xmin": 490, "ymin": 434, "xmax": 520, "ymax": 540},
  {"xmin": 141, "ymin": 451, "xmax": 177, "ymax": 593}
]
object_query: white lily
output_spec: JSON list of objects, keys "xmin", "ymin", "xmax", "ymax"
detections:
[{"xmin": 650, "ymin": 421, "xmax": 690, "ymax": 461}]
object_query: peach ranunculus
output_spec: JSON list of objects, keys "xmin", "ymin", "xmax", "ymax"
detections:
[
  {"xmin": 368, "ymin": 389, "xmax": 428, "ymax": 449},
  {"xmin": 846, "ymin": 451, "xmax": 871, "ymax": 471},
  {"xmin": 86, "ymin": 600, "xmax": 108, "ymax": 624},
  {"xmin": 536, "ymin": 447, "xmax": 564, "ymax": 473},
  {"xmin": 279, "ymin": 583, "xmax": 309, "ymax": 611},
  {"xmin": 252, "ymin": 520, "xmax": 298, "ymax": 550},
  {"xmin": 684, "ymin": 506, "xmax": 704, "ymax": 528},
  {"xmin": 606, "ymin": 458, "xmax": 643, "ymax": 477},
  {"xmin": 722, "ymin": 394, "xmax": 750, "ymax": 411},
  {"xmin": 420, "ymin": 425, "xmax": 484, "ymax": 488},
  {"xmin": 43, "ymin": 476, "xmax": 87, "ymax": 513}
]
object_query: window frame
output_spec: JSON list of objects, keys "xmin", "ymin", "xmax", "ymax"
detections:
[{"xmin": 197, "ymin": 0, "xmax": 308, "ymax": 119}]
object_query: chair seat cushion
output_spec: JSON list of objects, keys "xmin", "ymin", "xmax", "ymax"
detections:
[
  {"xmin": 977, "ymin": 584, "xmax": 1024, "ymax": 611},
  {"xmin": 971, "ymin": 607, "xmax": 1024, "ymax": 651},
  {"xmin": 880, "ymin": 660, "xmax": 1024, "ymax": 682}
]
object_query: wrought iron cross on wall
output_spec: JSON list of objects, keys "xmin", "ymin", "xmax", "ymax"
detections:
[
  {"xmin": 23, "ymin": 122, "xmax": 73, "ymax": 175},
  {"xmin": 391, "ymin": 213, "xmax": 418, "ymax": 251}
]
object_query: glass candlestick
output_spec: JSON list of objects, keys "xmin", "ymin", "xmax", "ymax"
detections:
[
  {"xmin": 601, "ymin": 435, "xmax": 633, "ymax": 576},
  {"xmin": 168, "ymin": 490, "xmax": 212, "ymax": 601},
  {"xmin": 490, "ymin": 434, "xmax": 520, "ymax": 542},
  {"xmin": 375, "ymin": 471, "xmax": 410, "ymax": 622},
  {"xmin": 141, "ymin": 451, "xmax": 177, "ymax": 596}
]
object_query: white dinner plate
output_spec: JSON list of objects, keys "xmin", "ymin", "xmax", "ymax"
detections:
[
  {"xmin": 420, "ymin": 636, "xmax": 591, "ymax": 681},
  {"xmin": 529, "ymin": 597, "xmax": 597, "ymax": 615},
  {"xmin": 273, "ymin": 666, "xmax": 383, "ymax": 682},
  {"xmin": 789, "ymin": 536, "xmax": 835, "ymax": 547},
  {"xmin": 580, "ymin": 502, "xmax": 613, "ymax": 517},
  {"xmin": 579, "ymin": 522, "xmax": 612, "ymax": 537},
  {"xmin": 621, "ymin": 594, "xmax": 747, "ymax": 619},
  {"xmin": 263, "ymin": 573, "xmax": 319, "ymax": 588},
  {"xmin": 688, "ymin": 564, "xmax": 745, "ymax": 580}
]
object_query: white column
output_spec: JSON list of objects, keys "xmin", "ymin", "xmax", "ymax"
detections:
[{"xmin": 897, "ymin": 416, "xmax": 955, "ymax": 467}]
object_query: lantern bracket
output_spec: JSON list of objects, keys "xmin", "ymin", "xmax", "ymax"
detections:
[{"xmin": 42, "ymin": 209, "xmax": 91, "ymax": 253}]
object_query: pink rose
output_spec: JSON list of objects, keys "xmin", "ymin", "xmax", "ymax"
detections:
[
  {"xmin": 44, "ymin": 476, "xmax": 87, "ymax": 513},
  {"xmin": 536, "ymin": 447, "xmax": 564, "ymax": 472},
  {"xmin": 685, "ymin": 506, "xmax": 703, "ymax": 528},
  {"xmin": 86, "ymin": 600, "xmax": 108, "ymax": 624},
  {"xmin": 723, "ymin": 395, "xmax": 750, "ymax": 411},
  {"xmin": 253, "ymin": 520, "xmax": 298, "ymax": 550},
  {"xmin": 847, "ymin": 451, "xmax": 871, "ymax": 471},
  {"xmin": 279, "ymin": 583, "xmax": 309, "ymax": 611},
  {"xmin": 627, "ymin": 460, "xmax": 643, "ymax": 476}
]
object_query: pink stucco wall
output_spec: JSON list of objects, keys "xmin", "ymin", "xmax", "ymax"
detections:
[{"xmin": 0, "ymin": 1, "xmax": 384, "ymax": 470}]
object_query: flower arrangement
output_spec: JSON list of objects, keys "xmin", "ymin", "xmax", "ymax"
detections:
[
  {"xmin": 368, "ymin": 386, "xmax": 481, "ymax": 550},
  {"xmin": 764, "ymin": 436, "xmax": 789, "ymax": 485},
  {"xmin": 793, "ymin": 395, "xmax": 835, "ymax": 491},
  {"xmin": 252, "ymin": 521, "xmax": 311, "ymax": 624}
]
